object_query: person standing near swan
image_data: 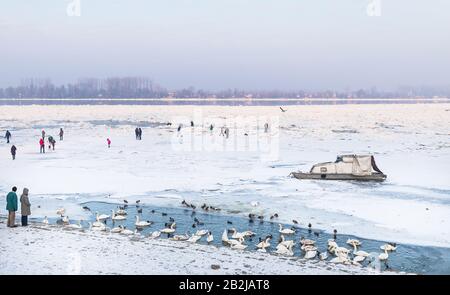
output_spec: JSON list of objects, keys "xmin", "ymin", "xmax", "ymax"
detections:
[
  {"xmin": 20, "ymin": 188, "xmax": 31, "ymax": 226},
  {"xmin": 6, "ymin": 187, "xmax": 18, "ymax": 227}
]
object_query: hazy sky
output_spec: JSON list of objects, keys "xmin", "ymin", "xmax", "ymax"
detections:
[{"xmin": 0, "ymin": 0, "xmax": 449, "ymax": 90}]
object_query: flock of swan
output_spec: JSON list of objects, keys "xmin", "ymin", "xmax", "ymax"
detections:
[{"xmin": 45, "ymin": 204, "xmax": 398, "ymax": 268}]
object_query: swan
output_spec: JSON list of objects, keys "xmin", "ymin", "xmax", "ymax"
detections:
[
  {"xmin": 111, "ymin": 210, "xmax": 126, "ymax": 221},
  {"xmin": 301, "ymin": 245, "xmax": 317, "ymax": 252},
  {"xmin": 187, "ymin": 234, "xmax": 202, "ymax": 243},
  {"xmin": 110, "ymin": 225, "xmax": 123, "ymax": 233},
  {"xmin": 120, "ymin": 227, "xmax": 134, "ymax": 235},
  {"xmin": 353, "ymin": 255, "xmax": 366, "ymax": 263},
  {"xmin": 116, "ymin": 208, "xmax": 127, "ymax": 215},
  {"xmin": 304, "ymin": 250, "xmax": 317, "ymax": 259},
  {"xmin": 279, "ymin": 235, "xmax": 295, "ymax": 248},
  {"xmin": 173, "ymin": 234, "xmax": 189, "ymax": 241},
  {"xmin": 96, "ymin": 211, "xmax": 110, "ymax": 221},
  {"xmin": 334, "ymin": 246, "xmax": 350, "ymax": 256},
  {"xmin": 222, "ymin": 229, "xmax": 229, "ymax": 242},
  {"xmin": 242, "ymin": 230, "xmax": 256, "ymax": 237},
  {"xmin": 275, "ymin": 243, "xmax": 294, "ymax": 256},
  {"xmin": 352, "ymin": 244, "xmax": 369, "ymax": 257},
  {"xmin": 379, "ymin": 249, "xmax": 389, "ymax": 261},
  {"xmin": 257, "ymin": 237, "xmax": 271, "ymax": 249},
  {"xmin": 300, "ymin": 238, "xmax": 316, "ymax": 246},
  {"xmin": 150, "ymin": 231, "xmax": 161, "ymax": 239},
  {"xmin": 346, "ymin": 239, "xmax": 361, "ymax": 246},
  {"xmin": 56, "ymin": 208, "xmax": 65, "ymax": 216},
  {"xmin": 319, "ymin": 252, "xmax": 328, "ymax": 260},
  {"xmin": 330, "ymin": 255, "xmax": 350, "ymax": 264},
  {"xmin": 135, "ymin": 215, "xmax": 152, "ymax": 228},
  {"xmin": 62, "ymin": 216, "xmax": 70, "ymax": 224},
  {"xmin": 160, "ymin": 222, "xmax": 176, "ymax": 234},
  {"xmin": 226, "ymin": 237, "xmax": 245, "ymax": 247},
  {"xmin": 380, "ymin": 244, "xmax": 397, "ymax": 251},
  {"xmin": 88, "ymin": 222, "xmax": 107, "ymax": 232},
  {"xmin": 207, "ymin": 232, "xmax": 214, "ymax": 243},
  {"xmin": 230, "ymin": 228, "xmax": 246, "ymax": 239},
  {"xmin": 195, "ymin": 229, "xmax": 208, "ymax": 236},
  {"xmin": 278, "ymin": 224, "xmax": 295, "ymax": 235},
  {"xmin": 42, "ymin": 216, "xmax": 49, "ymax": 225},
  {"xmin": 66, "ymin": 220, "xmax": 82, "ymax": 229},
  {"xmin": 231, "ymin": 243, "xmax": 248, "ymax": 250},
  {"xmin": 327, "ymin": 239, "xmax": 338, "ymax": 249}
]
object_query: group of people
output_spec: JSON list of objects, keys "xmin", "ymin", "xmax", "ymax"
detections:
[{"xmin": 5, "ymin": 186, "xmax": 31, "ymax": 227}]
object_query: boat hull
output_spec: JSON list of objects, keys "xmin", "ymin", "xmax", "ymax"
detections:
[{"xmin": 291, "ymin": 172, "xmax": 387, "ymax": 182}]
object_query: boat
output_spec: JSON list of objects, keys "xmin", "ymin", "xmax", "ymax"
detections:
[{"xmin": 291, "ymin": 154, "xmax": 386, "ymax": 181}]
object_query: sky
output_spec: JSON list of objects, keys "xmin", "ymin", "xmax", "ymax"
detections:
[{"xmin": 0, "ymin": 0, "xmax": 449, "ymax": 90}]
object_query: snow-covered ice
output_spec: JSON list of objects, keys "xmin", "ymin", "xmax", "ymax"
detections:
[{"xmin": 0, "ymin": 103, "xmax": 449, "ymax": 249}]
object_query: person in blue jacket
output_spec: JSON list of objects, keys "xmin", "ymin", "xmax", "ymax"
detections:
[{"xmin": 6, "ymin": 186, "xmax": 18, "ymax": 227}]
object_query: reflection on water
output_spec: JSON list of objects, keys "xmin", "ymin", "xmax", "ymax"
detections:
[{"xmin": 37, "ymin": 201, "xmax": 450, "ymax": 275}]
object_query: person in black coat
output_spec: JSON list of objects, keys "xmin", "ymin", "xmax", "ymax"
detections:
[
  {"xmin": 5, "ymin": 130, "xmax": 11, "ymax": 143},
  {"xmin": 11, "ymin": 145, "xmax": 17, "ymax": 160}
]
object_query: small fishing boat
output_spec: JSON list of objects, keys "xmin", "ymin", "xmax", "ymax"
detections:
[{"xmin": 291, "ymin": 155, "xmax": 386, "ymax": 181}]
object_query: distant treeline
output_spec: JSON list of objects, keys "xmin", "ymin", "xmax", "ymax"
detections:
[{"xmin": 0, "ymin": 77, "xmax": 448, "ymax": 99}]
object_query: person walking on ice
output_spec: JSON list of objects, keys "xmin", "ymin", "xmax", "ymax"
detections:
[
  {"xmin": 39, "ymin": 138, "xmax": 45, "ymax": 153},
  {"xmin": 48, "ymin": 136, "xmax": 56, "ymax": 150},
  {"xmin": 59, "ymin": 128, "xmax": 64, "ymax": 140},
  {"xmin": 107, "ymin": 138, "xmax": 111, "ymax": 148},
  {"xmin": 10, "ymin": 145, "xmax": 17, "ymax": 160},
  {"xmin": 6, "ymin": 186, "xmax": 18, "ymax": 227},
  {"xmin": 5, "ymin": 130, "xmax": 11, "ymax": 143},
  {"xmin": 41, "ymin": 130, "xmax": 46, "ymax": 139}
]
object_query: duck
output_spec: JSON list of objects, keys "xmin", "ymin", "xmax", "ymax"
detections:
[
  {"xmin": 187, "ymin": 234, "xmax": 202, "ymax": 243},
  {"xmin": 42, "ymin": 216, "xmax": 49, "ymax": 225},
  {"xmin": 96, "ymin": 211, "xmax": 110, "ymax": 221},
  {"xmin": 173, "ymin": 234, "xmax": 189, "ymax": 241},
  {"xmin": 135, "ymin": 215, "xmax": 152, "ymax": 228},
  {"xmin": 195, "ymin": 229, "xmax": 208, "ymax": 236},
  {"xmin": 66, "ymin": 220, "xmax": 82, "ymax": 229},
  {"xmin": 150, "ymin": 231, "xmax": 161, "ymax": 239},
  {"xmin": 111, "ymin": 210, "xmax": 126, "ymax": 221},
  {"xmin": 207, "ymin": 232, "xmax": 214, "ymax": 243},
  {"xmin": 304, "ymin": 250, "xmax": 317, "ymax": 259},
  {"xmin": 278, "ymin": 224, "xmax": 295, "ymax": 235},
  {"xmin": 160, "ymin": 222, "xmax": 176, "ymax": 234},
  {"xmin": 110, "ymin": 225, "xmax": 124, "ymax": 233}
]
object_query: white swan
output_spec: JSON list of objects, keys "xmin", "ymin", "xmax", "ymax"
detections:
[
  {"xmin": 116, "ymin": 208, "xmax": 127, "ymax": 215},
  {"xmin": 231, "ymin": 243, "xmax": 248, "ymax": 250},
  {"xmin": 110, "ymin": 225, "xmax": 123, "ymax": 233},
  {"xmin": 66, "ymin": 220, "xmax": 82, "ymax": 229},
  {"xmin": 279, "ymin": 235, "xmax": 295, "ymax": 248},
  {"xmin": 380, "ymin": 244, "xmax": 397, "ymax": 251},
  {"xmin": 135, "ymin": 215, "xmax": 152, "ymax": 228},
  {"xmin": 226, "ymin": 237, "xmax": 245, "ymax": 247},
  {"xmin": 187, "ymin": 234, "xmax": 202, "ymax": 243},
  {"xmin": 88, "ymin": 222, "xmax": 107, "ymax": 232},
  {"xmin": 150, "ymin": 231, "xmax": 161, "ymax": 239},
  {"xmin": 346, "ymin": 239, "xmax": 361, "ymax": 246},
  {"xmin": 334, "ymin": 246, "xmax": 350, "ymax": 256},
  {"xmin": 230, "ymin": 228, "xmax": 246, "ymax": 239},
  {"xmin": 300, "ymin": 238, "xmax": 315, "ymax": 246},
  {"xmin": 111, "ymin": 210, "xmax": 126, "ymax": 221},
  {"xmin": 319, "ymin": 252, "xmax": 328, "ymax": 260},
  {"xmin": 195, "ymin": 229, "xmax": 208, "ymax": 236},
  {"xmin": 304, "ymin": 250, "xmax": 317, "ymax": 259},
  {"xmin": 275, "ymin": 243, "xmax": 294, "ymax": 256},
  {"xmin": 160, "ymin": 222, "xmax": 176, "ymax": 234},
  {"xmin": 207, "ymin": 232, "xmax": 214, "ymax": 243},
  {"xmin": 222, "ymin": 229, "xmax": 229, "ymax": 242},
  {"xmin": 96, "ymin": 211, "xmax": 110, "ymax": 221},
  {"xmin": 379, "ymin": 249, "xmax": 389, "ymax": 261},
  {"xmin": 278, "ymin": 224, "xmax": 295, "ymax": 235},
  {"xmin": 352, "ymin": 244, "xmax": 369, "ymax": 257},
  {"xmin": 301, "ymin": 245, "xmax": 317, "ymax": 252},
  {"xmin": 120, "ymin": 227, "xmax": 135, "ymax": 235},
  {"xmin": 62, "ymin": 216, "xmax": 70, "ymax": 224},
  {"xmin": 173, "ymin": 234, "xmax": 189, "ymax": 241},
  {"xmin": 257, "ymin": 237, "xmax": 271, "ymax": 249},
  {"xmin": 42, "ymin": 216, "xmax": 49, "ymax": 225},
  {"xmin": 353, "ymin": 255, "xmax": 366, "ymax": 263},
  {"xmin": 56, "ymin": 208, "xmax": 65, "ymax": 216}
]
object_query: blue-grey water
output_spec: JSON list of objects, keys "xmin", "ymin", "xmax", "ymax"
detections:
[
  {"xmin": 1, "ymin": 98, "xmax": 448, "ymax": 106},
  {"xmin": 37, "ymin": 201, "xmax": 450, "ymax": 275}
]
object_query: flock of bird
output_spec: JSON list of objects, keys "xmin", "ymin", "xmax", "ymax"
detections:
[{"xmin": 44, "ymin": 199, "xmax": 397, "ymax": 268}]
